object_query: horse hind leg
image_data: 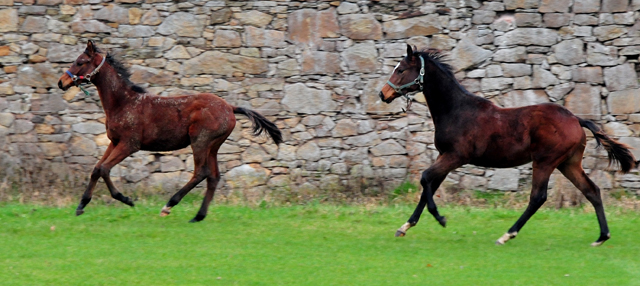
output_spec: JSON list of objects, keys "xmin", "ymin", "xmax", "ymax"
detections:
[
  {"xmin": 558, "ymin": 160, "xmax": 610, "ymax": 246},
  {"xmin": 496, "ymin": 164, "xmax": 554, "ymax": 245},
  {"xmin": 189, "ymin": 144, "xmax": 223, "ymax": 223},
  {"xmin": 160, "ymin": 145, "xmax": 209, "ymax": 217}
]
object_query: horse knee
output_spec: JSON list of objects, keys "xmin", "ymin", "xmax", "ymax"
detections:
[
  {"xmin": 92, "ymin": 165, "xmax": 110, "ymax": 178},
  {"xmin": 531, "ymin": 192, "xmax": 547, "ymax": 206}
]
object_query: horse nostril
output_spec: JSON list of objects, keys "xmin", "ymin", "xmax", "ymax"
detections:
[
  {"xmin": 379, "ymin": 91, "xmax": 384, "ymax": 100},
  {"xmin": 58, "ymin": 80, "xmax": 62, "ymax": 89}
]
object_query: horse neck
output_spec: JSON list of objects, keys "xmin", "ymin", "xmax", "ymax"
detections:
[
  {"xmin": 421, "ymin": 67, "xmax": 472, "ymax": 125},
  {"xmin": 90, "ymin": 64, "xmax": 133, "ymax": 116}
]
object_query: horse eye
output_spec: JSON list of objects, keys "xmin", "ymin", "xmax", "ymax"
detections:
[
  {"xmin": 397, "ymin": 69, "xmax": 404, "ymax": 74},
  {"xmin": 77, "ymin": 61, "xmax": 85, "ymax": 66}
]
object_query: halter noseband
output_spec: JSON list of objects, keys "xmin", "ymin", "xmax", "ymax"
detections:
[
  {"xmin": 65, "ymin": 54, "xmax": 106, "ymax": 96},
  {"xmin": 386, "ymin": 55, "xmax": 425, "ymax": 100}
]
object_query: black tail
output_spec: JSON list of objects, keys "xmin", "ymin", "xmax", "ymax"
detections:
[
  {"xmin": 579, "ymin": 118, "xmax": 636, "ymax": 173},
  {"xmin": 233, "ymin": 107, "xmax": 283, "ymax": 145}
]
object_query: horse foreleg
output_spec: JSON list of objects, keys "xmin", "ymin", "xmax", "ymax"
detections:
[
  {"xmin": 96, "ymin": 144, "xmax": 137, "ymax": 208},
  {"xmin": 76, "ymin": 143, "xmax": 114, "ymax": 216},
  {"xmin": 496, "ymin": 165, "xmax": 553, "ymax": 245},
  {"xmin": 396, "ymin": 154, "xmax": 460, "ymax": 237}
]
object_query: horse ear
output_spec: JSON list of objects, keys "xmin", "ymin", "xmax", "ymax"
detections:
[
  {"xmin": 406, "ymin": 44, "xmax": 413, "ymax": 59},
  {"xmin": 86, "ymin": 40, "xmax": 96, "ymax": 54}
]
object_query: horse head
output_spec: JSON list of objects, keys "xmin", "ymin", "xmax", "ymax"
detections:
[
  {"xmin": 58, "ymin": 40, "xmax": 106, "ymax": 91},
  {"xmin": 379, "ymin": 44, "xmax": 425, "ymax": 104}
]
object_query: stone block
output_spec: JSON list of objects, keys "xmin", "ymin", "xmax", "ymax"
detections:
[
  {"xmin": 370, "ymin": 140, "xmax": 406, "ymax": 156},
  {"xmin": 539, "ymin": 0, "xmax": 571, "ymax": 12},
  {"xmin": 382, "ymin": 15, "xmax": 440, "ymax": 39},
  {"xmin": 601, "ymin": 0, "xmax": 628, "ymax": 12},
  {"xmin": 94, "ymin": 4, "xmax": 129, "ymax": 24},
  {"xmin": 574, "ymin": 0, "xmax": 600, "ymax": 13},
  {"xmin": 296, "ymin": 141, "xmax": 321, "ymax": 161},
  {"xmin": 339, "ymin": 14, "xmax": 382, "ymax": 40},
  {"xmin": 450, "ymin": 38, "xmax": 493, "ymax": 71},
  {"xmin": 0, "ymin": 9, "xmax": 18, "ymax": 32},
  {"xmin": 488, "ymin": 168, "xmax": 520, "ymax": 191},
  {"xmin": 16, "ymin": 63, "xmax": 59, "ymax": 88},
  {"xmin": 157, "ymin": 12, "xmax": 205, "ymax": 37},
  {"xmin": 282, "ymin": 83, "xmax": 337, "ymax": 114},
  {"xmin": 501, "ymin": 90, "xmax": 549, "ymax": 108},
  {"xmin": 565, "ymin": 83, "xmax": 601, "ymax": 120},
  {"xmin": 234, "ymin": 10, "xmax": 273, "ymax": 27},
  {"xmin": 607, "ymin": 89, "xmax": 640, "ymax": 114},
  {"xmin": 604, "ymin": 64, "xmax": 638, "ymax": 92},
  {"xmin": 493, "ymin": 47, "xmax": 527, "ymax": 62},
  {"xmin": 20, "ymin": 16, "xmax": 48, "ymax": 33},
  {"xmin": 244, "ymin": 27, "xmax": 286, "ymax": 48},
  {"xmin": 593, "ymin": 25, "xmax": 627, "ymax": 41},
  {"xmin": 300, "ymin": 50, "xmax": 341, "ymax": 75},
  {"xmin": 494, "ymin": 28, "xmax": 559, "ymax": 46},
  {"xmin": 501, "ymin": 63, "xmax": 532, "ymax": 77},
  {"xmin": 212, "ymin": 30, "xmax": 241, "ymax": 48},
  {"xmin": 183, "ymin": 51, "xmax": 267, "ymax": 75},
  {"xmin": 514, "ymin": 13, "xmax": 541, "ymax": 27},
  {"xmin": 287, "ymin": 8, "xmax": 339, "ymax": 47},
  {"xmin": 341, "ymin": 42, "xmax": 379, "ymax": 72}
]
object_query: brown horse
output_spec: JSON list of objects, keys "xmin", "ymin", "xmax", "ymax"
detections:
[
  {"xmin": 58, "ymin": 40, "xmax": 282, "ymax": 222},
  {"xmin": 380, "ymin": 45, "xmax": 636, "ymax": 246}
]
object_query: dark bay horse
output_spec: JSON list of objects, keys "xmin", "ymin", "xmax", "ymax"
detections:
[
  {"xmin": 58, "ymin": 41, "xmax": 282, "ymax": 222},
  {"xmin": 379, "ymin": 45, "xmax": 636, "ymax": 246}
]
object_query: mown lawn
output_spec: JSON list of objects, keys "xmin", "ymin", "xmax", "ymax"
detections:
[{"xmin": 0, "ymin": 198, "xmax": 639, "ymax": 285}]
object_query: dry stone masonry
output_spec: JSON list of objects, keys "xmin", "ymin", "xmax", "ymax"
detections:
[{"xmin": 1, "ymin": 0, "xmax": 640, "ymax": 199}]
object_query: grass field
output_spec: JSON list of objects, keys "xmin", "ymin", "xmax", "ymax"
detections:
[{"xmin": 1, "ymin": 198, "xmax": 639, "ymax": 285}]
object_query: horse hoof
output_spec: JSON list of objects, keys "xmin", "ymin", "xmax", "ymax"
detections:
[
  {"xmin": 395, "ymin": 230, "xmax": 406, "ymax": 237},
  {"xmin": 591, "ymin": 233, "xmax": 610, "ymax": 247},
  {"xmin": 591, "ymin": 241, "xmax": 604, "ymax": 247},
  {"xmin": 124, "ymin": 197, "xmax": 135, "ymax": 207},
  {"xmin": 438, "ymin": 216, "xmax": 447, "ymax": 228},
  {"xmin": 75, "ymin": 209, "xmax": 84, "ymax": 216},
  {"xmin": 495, "ymin": 240, "xmax": 504, "ymax": 246},
  {"xmin": 160, "ymin": 206, "xmax": 171, "ymax": 217}
]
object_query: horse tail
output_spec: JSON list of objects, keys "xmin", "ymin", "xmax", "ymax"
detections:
[
  {"xmin": 578, "ymin": 117, "xmax": 636, "ymax": 173},
  {"xmin": 232, "ymin": 106, "xmax": 283, "ymax": 145}
]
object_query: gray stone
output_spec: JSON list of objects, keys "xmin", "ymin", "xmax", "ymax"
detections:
[
  {"xmin": 332, "ymin": 119, "xmax": 358, "ymax": 137},
  {"xmin": 242, "ymin": 143, "xmax": 272, "ymax": 163},
  {"xmin": 210, "ymin": 8, "xmax": 231, "ymax": 24},
  {"xmin": 473, "ymin": 10, "xmax": 496, "ymax": 25},
  {"xmin": 157, "ymin": 12, "xmax": 205, "ymax": 37},
  {"xmin": 94, "ymin": 4, "xmax": 130, "ymax": 24},
  {"xmin": 72, "ymin": 122, "xmax": 106, "ymax": 134},
  {"xmin": 141, "ymin": 8, "xmax": 162, "ymax": 25},
  {"xmin": 488, "ymin": 168, "xmax": 520, "ymax": 191},
  {"xmin": 545, "ymin": 82, "xmax": 575, "ymax": 101},
  {"xmin": 337, "ymin": 2, "xmax": 359, "ymax": 14},
  {"xmin": 501, "ymin": 63, "xmax": 532, "ymax": 77},
  {"xmin": 587, "ymin": 43, "xmax": 622, "ymax": 66},
  {"xmin": 603, "ymin": 122, "xmax": 632, "ymax": 137},
  {"xmin": 501, "ymin": 90, "xmax": 549, "ymax": 108},
  {"xmin": 619, "ymin": 137, "xmax": 640, "ymax": 159},
  {"xmin": 565, "ymin": 84, "xmax": 601, "ymax": 120},
  {"xmin": 504, "ymin": 0, "xmax": 539, "ymax": 10},
  {"xmin": 370, "ymin": 140, "xmax": 406, "ymax": 156},
  {"xmin": 342, "ymin": 42, "xmax": 379, "ymax": 72},
  {"xmin": 244, "ymin": 27, "xmax": 286, "ymax": 48},
  {"xmin": 554, "ymin": 39, "xmax": 585, "ymax": 65},
  {"xmin": 514, "ymin": 13, "xmax": 541, "ymax": 27},
  {"xmin": 20, "ymin": 16, "xmax": 47, "ymax": 33},
  {"xmin": 532, "ymin": 66, "xmax": 559, "ymax": 88},
  {"xmin": 70, "ymin": 20, "xmax": 113, "ymax": 33},
  {"xmin": 234, "ymin": 10, "xmax": 273, "ymax": 27},
  {"xmin": 160, "ymin": 156, "xmax": 185, "ymax": 172},
  {"xmin": 494, "ymin": 28, "xmax": 558, "ymax": 47},
  {"xmin": 0, "ymin": 9, "xmax": 19, "ymax": 32},
  {"xmin": 118, "ymin": 25, "xmax": 155, "ymax": 38},
  {"xmin": 593, "ymin": 25, "xmax": 628, "ymax": 41},
  {"xmin": 460, "ymin": 175, "xmax": 488, "ymax": 190},
  {"xmin": 574, "ymin": 0, "xmax": 600, "ymax": 13},
  {"xmin": 282, "ymin": 83, "xmax": 338, "ymax": 114},
  {"xmin": 601, "ymin": 0, "xmax": 628, "ymax": 12},
  {"xmin": 481, "ymin": 78, "xmax": 514, "ymax": 91},
  {"xmin": 13, "ymin": 120, "xmax": 34, "ymax": 134},
  {"xmin": 543, "ymin": 13, "xmax": 571, "ymax": 28},
  {"xmin": 225, "ymin": 164, "xmax": 269, "ymax": 189},
  {"xmin": 449, "ymin": 38, "xmax": 493, "ymax": 71},
  {"xmin": 572, "ymin": 67, "xmax": 603, "ymax": 83},
  {"xmin": 16, "ymin": 63, "xmax": 59, "ymax": 88},
  {"xmin": 0, "ymin": 113, "xmax": 14, "ymax": 127},
  {"xmin": 339, "ymin": 14, "xmax": 382, "ymax": 40},
  {"xmin": 493, "ymin": 47, "xmax": 527, "ymax": 63},
  {"xmin": 148, "ymin": 172, "xmax": 183, "ymax": 190},
  {"xmin": 183, "ymin": 51, "xmax": 267, "ymax": 75},
  {"xmin": 212, "ymin": 30, "xmax": 242, "ymax": 48},
  {"xmin": 345, "ymin": 132, "xmax": 381, "ymax": 147},
  {"xmin": 301, "ymin": 50, "xmax": 341, "ymax": 75},
  {"xmin": 603, "ymin": 64, "xmax": 638, "ymax": 92},
  {"xmin": 277, "ymin": 144, "xmax": 297, "ymax": 161},
  {"xmin": 382, "ymin": 15, "xmax": 440, "ymax": 39},
  {"xmin": 47, "ymin": 44, "xmax": 84, "ymax": 63},
  {"xmin": 539, "ymin": 0, "xmax": 571, "ymax": 12},
  {"xmin": 574, "ymin": 15, "xmax": 599, "ymax": 26},
  {"xmin": 296, "ymin": 141, "xmax": 321, "ymax": 161},
  {"xmin": 69, "ymin": 136, "xmax": 97, "ymax": 156},
  {"xmin": 607, "ymin": 89, "xmax": 640, "ymax": 114}
]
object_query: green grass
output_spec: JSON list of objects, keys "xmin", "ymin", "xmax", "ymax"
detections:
[{"xmin": 1, "ymin": 199, "xmax": 639, "ymax": 285}]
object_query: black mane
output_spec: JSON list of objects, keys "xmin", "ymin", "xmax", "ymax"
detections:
[
  {"xmin": 414, "ymin": 49, "xmax": 485, "ymax": 100},
  {"xmin": 105, "ymin": 54, "xmax": 147, "ymax": 93},
  {"xmin": 89, "ymin": 46, "xmax": 146, "ymax": 93}
]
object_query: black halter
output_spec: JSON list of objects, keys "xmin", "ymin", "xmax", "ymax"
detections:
[{"xmin": 65, "ymin": 54, "xmax": 106, "ymax": 96}]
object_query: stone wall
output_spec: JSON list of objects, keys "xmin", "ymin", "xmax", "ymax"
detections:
[{"xmin": 1, "ymin": 0, "xmax": 640, "ymax": 200}]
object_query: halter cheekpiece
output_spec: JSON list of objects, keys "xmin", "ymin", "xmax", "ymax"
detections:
[
  {"xmin": 386, "ymin": 55, "xmax": 425, "ymax": 100},
  {"xmin": 65, "ymin": 54, "xmax": 106, "ymax": 96}
]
